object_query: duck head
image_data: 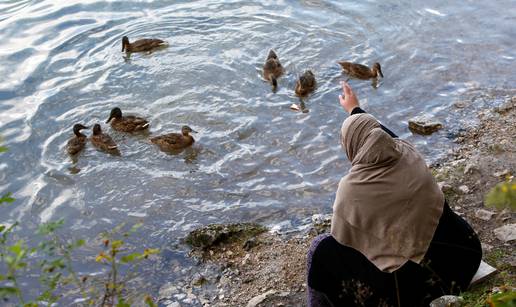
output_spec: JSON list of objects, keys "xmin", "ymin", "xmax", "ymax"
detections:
[
  {"xmin": 181, "ymin": 125, "xmax": 197, "ymax": 136},
  {"xmin": 92, "ymin": 124, "xmax": 102, "ymax": 135},
  {"xmin": 373, "ymin": 63, "xmax": 383, "ymax": 78},
  {"xmin": 122, "ymin": 36, "xmax": 130, "ymax": 52},
  {"xmin": 106, "ymin": 107, "xmax": 122, "ymax": 123},
  {"xmin": 73, "ymin": 124, "xmax": 89, "ymax": 137},
  {"xmin": 267, "ymin": 49, "xmax": 278, "ymax": 60}
]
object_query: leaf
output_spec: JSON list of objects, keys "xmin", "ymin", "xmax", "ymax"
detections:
[
  {"xmin": 144, "ymin": 295, "xmax": 157, "ymax": 307},
  {"xmin": 95, "ymin": 252, "xmax": 111, "ymax": 263},
  {"xmin": 129, "ymin": 222, "xmax": 143, "ymax": 234},
  {"xmin": 116, "ymin": 298, "xmax": 131, "ymax": 307},
  {"xmin": 142, "ymin": 248, "xmax": 159, "ymax": 258},
  {"xmin": 120, "ymin": 252, "xmax": 142, "ymax": 263},
  {"xmin": 0, "ymin": 193, "xmax": 15, "ymax": 205},
  {"xmin": 485, "ymin": 181, "xmax": 516, "ymax": 210},
  {"xmin": 37, "ymin": 219, "xmax": 64, "ymax": 235},
  {"xmin": 74, "ymin": 239, "xmax": 85, "ymax": 247},
  {"xmin": 111, "ymin": 240, "xmax": 124, "ymax": 250}
]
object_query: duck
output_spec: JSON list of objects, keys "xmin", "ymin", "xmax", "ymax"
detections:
[
  {"xmin": 121, "ymin": 36, "xmax": 167, "ymax": 53},
  {"xmin": 150, "ymin": 125, "xmax": 196, "ymax": 151},
  {"xmin": 90, "ymin": 124, "xmax": 120, "ymax": 156},
  {"xmin": 106, "ymin": 107, "xmax": 149, "ymax": 133},
  {"xmin": 295, "ymin": 70, "xmax": 317, "ymax": 97},
  {"xmin": 263, "ymin": 50, "xmax": 284, "ymax": 90},
  {"xmin": 338, "ymin": 62, "xmax": 383, "ymax": 80},
  {"xmin": 66, "ymin": 124, "xmax": 89, "ymax": 155}
]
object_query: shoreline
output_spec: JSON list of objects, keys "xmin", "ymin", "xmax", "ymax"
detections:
[{"xmin": 159, "ymin": 97, "xmax": 515, "ymax": 306}]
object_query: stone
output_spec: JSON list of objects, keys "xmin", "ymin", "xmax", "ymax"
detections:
[
  {"xmin": 408, "ymin": 116, "xmax": 443, "ymax": 135},
  {"xmin": 437, "ymin": 182, "xmax": 453, "ymax": 194},
  {"xmin": 464, "ymin": 163, "xmax": 478, "ymax": 175},
  {"xmin": 494, "ymin": 224, "xmax": 516, "ymax": 242},
  {"xmin": 475, "ymin": 209, "xmax": 495, "ymax": 221},
  {"xmin": 458, "ymin": 185, "xmax": 470, "ymax": 194},
  {"xmin": 493, "ymin": 169, "xmax": 510, "ymax": 178},
  {"xmin": 453, "ymin": 101, "xmax": 467, "ymax": 108},
  {"xmin": 243, "ymin": 237, "xmax": 259, "ymax": 251},
  {"xmin": 246, "ymin": 290, "xmax": 277, "ymax": 307},
  {"xmin": 165, "ymin": 302, "xmax": 180, "ymax": 307},
  {"xmin": 184, "ymin": 223, "xmax": 267, "ymax": 250},
  {"xmin": 481, "ymin": 243, "xmax": 493, "ymax": 252},
  {"xmin": 429, "ymin": 295, "xmax": 464, "ymax": 307}
]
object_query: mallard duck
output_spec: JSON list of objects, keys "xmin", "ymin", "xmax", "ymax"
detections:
[
  {"xmin": 90, "ymin": 124, "xmax": 120, "ymax": 156},
  {"xmin": 106, "ymin": 107, "xmax": 149, "ymax": 133},
  {"xmin": 338, "ymin": 62, "xmax": 383, "ymax": 80},
  {"xmin": 150, "ymin": 126, "xmax": 196, "ymax": 151},
  {"xmin": 263, "ymin": 50, "xmax": 284, "ymax": 90},
  {"xmin": 67, "ymin": 124, "xmax": 89, "ymax": 155},
  {"xmin": 295, "ymin": 70, "xmax": 316, "ymax": 97},
  {"xmin": 121, "ymin": 36, "xmax": 166, "ymax": 53}
]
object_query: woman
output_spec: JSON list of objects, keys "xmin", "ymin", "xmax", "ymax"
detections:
[{"xmin": 306, "ymin": 82, "xmax": 482, "ymax": 307}]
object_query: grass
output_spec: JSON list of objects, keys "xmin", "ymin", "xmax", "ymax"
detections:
[{"xmin": 461, "ymin": 248, "xmax": 516, "ymax": 307}]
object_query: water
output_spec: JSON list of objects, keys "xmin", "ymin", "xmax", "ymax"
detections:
[{"xmin": 1, "ymin": 0, "xmax": 515, "ymax": 301}]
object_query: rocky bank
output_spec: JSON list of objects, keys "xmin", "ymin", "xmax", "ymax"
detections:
[{"xmin": 158, "ymin": 96, "xmax": 515, "ymax": 307}]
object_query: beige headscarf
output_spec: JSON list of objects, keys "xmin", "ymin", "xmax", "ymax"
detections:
[{"xmin": 331, "ymin": 113, "xmax": 444, "ymax": 273}]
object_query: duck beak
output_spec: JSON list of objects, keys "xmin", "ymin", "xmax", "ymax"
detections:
[
  {"xmin": 378, "ymin": 68, "xmax": 384, "ymax": 78},
  {"xmin": 106, "ymin": 115, "xmax": 114, "ymax": 123},
  {"xmin": 191, "ymin": 129, "xmax": 198, "ymax": 133}
]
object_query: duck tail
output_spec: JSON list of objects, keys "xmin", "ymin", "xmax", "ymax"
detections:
[{"xmin": 271, "ymin": 76, "xmax": 278, "ymax": 89}]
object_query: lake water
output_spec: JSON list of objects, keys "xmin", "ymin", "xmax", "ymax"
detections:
[{"xmin": 1, "ymin": 0, "xmax": 515, "ymax": 303}]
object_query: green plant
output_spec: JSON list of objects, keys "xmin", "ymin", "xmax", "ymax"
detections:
[
  {"xmin": 95, "ymin": 223, "xmax": 159, "ymax": 307},
  {"xmin": 1, "ymin": 141, "xmax": 158, "ymax": 306},
  {"xmin": 485, "ymin": 180, "xmax": 516, "ymax": 210}
]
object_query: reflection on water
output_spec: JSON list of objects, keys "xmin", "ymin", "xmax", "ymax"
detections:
[{"xmin": 0, "ymin": 0, "xmax": 515, "ymax": 299}]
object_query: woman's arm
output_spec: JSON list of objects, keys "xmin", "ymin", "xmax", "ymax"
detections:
[{"xmin": 338, "ymin": 82, "xmax": 398, "ymax": 138}]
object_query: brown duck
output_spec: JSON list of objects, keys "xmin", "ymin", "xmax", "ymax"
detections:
[
  {"xmin": 90, "ymin": 124, "xmax": 120, "ymax": 156},
  {"xmin": 66, "ymin": 124, "xmax": 89, "ymax": 155},
  {"xmin": 150, "ymin": 126, "xmax": 196, "ymax": 151},
  {"xmin": 122, "ymin": 36, "xmax": 167, "ymax": 53},
  {"xmin": 106, "ymin": 107, "xmax": 149, "ymax": 133},
  {"xmin": 263, "ymin": 50, "xmax": 284, "ymax": 90},
  {"xmin": 295, "ymin": 70, "xmax": 317, "ymax": 97},
  {"xmin": 338, "ymin": 62, "xmax": 383, "ymax": 80}
]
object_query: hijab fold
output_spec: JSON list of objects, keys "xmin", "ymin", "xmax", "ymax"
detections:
[{"xmin": 331, "ymin": 114, "xmax": 444, "ymax": 273}]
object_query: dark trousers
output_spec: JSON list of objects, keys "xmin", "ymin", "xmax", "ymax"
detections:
[{"xmin": 306, "ymin": 203, "xmax": 482, "ymax": 307}]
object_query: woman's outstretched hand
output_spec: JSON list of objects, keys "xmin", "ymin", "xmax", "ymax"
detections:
[{"xmin": 339, "ymin": 81, "xmax": 360, "ymax": 114}]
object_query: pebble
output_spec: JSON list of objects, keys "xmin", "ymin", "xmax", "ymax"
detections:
[
  {"xmin": 494, "ymin": 224, "xmax": 516, "ymax": 242},
  {"xmin": 475, "ymin": 209, "xmax": 495, "ymax": 221},
  {"xmin": 408, "ymin": 116, "xmax": 443, "ymax": 135},
  {"xmin": 481, "ymin": 243, "xmax": 493, "ymax": 252},
  {"xmin": 437, "ymin": 182, "xmax": 453, "ymax": 194},
  {"xmin": 493, "ymin": 169, "xmax": 510, "ymax": 178},
  {"xmin": 464, "ymin": 163, "xmax": 478, "ymax": 175},
  {"xmin": 246, "ymin": 290, "xmax": 277, "ymax": 307},
  {"xmin": 430, "ymin": 295, "xmax": 464, "ymax": 307},
  {"xmin": 458, "ymin": 185, "xmax": 470, "ymax": 194}
]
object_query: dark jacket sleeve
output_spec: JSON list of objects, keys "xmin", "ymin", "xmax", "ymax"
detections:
[{"xmin": 350, "ymin": 107, "xmax": 398, "ymax": 138}]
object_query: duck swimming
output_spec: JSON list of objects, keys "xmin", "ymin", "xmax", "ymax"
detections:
[
  {"xmin": 263, "ymin": 50, "xmax": 284, "ymax": 91},
  {"xmin": 66, "ymin": 124, "xmax": 89, "ymax": 155},
  {"xmin": 295, "ymin": 70, "xmax": 317, "ymax": 97},
  {"xmin": 90, "ymin": 124, "xmax": 120, "ymax": 156},
  {"xmin": 150, "ymin": 126, "xmax": 196, "ymax": 152},
  {"xmin": 121, "ymin": 36, "xmax": 166, "ymax": 53},
  {"xmin": 106, "ymin": 107, "xmax": 149, "ymax": 133},
  {"xmin": 338, "ymin": 62, "xmax": 383, "ymax": 80}
]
